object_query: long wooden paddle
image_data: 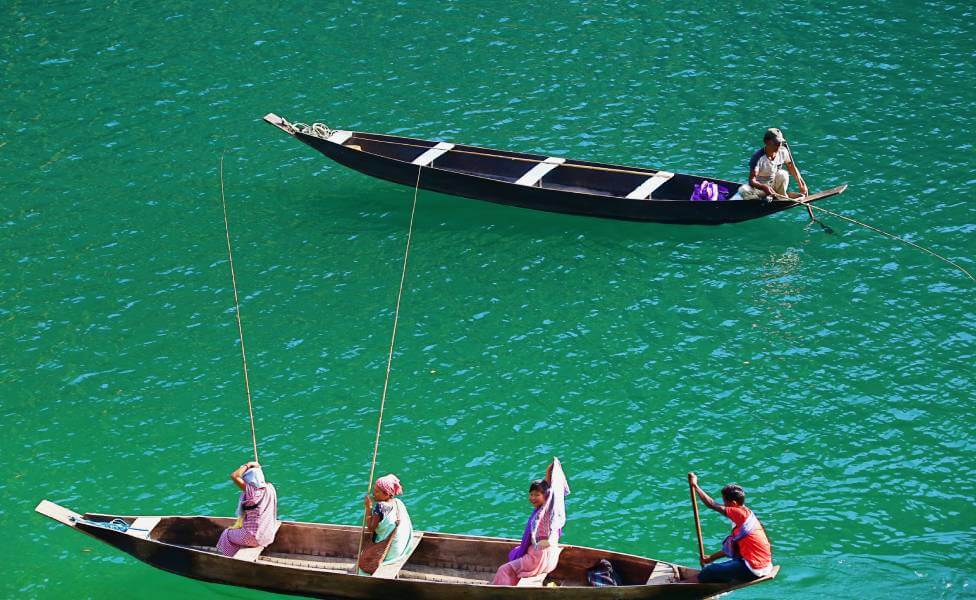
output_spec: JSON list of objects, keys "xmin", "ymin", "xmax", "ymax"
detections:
[
  {"xmin": 783, "ymin": 139, "xmax": 815, "ymax": 221},
  {"xmin": 688, "ymin": 473, "xmax": 706, "ymax": 566}
]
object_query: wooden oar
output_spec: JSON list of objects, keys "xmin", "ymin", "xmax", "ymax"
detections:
[
  {"xmin": 688, "ymin": 473, "xmax": 706, "ymax": 566},
  {"xmin": 783, "ymin": 139, "xmax": 814, "ymax": 221}
]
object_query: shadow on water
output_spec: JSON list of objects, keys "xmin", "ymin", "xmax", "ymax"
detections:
[{"xmin": 806, "ymin": 216, "xmax": 835, "ymax": 235}]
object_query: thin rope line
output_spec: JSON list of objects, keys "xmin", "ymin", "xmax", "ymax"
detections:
[
  {"xmin": 354, "ymin": 165, "xmax": 423, "ymax": 570},
  {"xmin": 801, "ymin": 201, "xmax": 974, "ymax": 282},
  {"xmin": 776, "ymin": 137, "xmax": 969, "ymax": 283},
  {"xmin": 219, "ymin": 156, "xmax": 260, "ymax": 463}
]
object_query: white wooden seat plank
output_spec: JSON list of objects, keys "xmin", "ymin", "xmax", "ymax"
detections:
[
  {"xmin": 127, "ymin": 517, "xmax": 160, "ymax": 539},
  {"xmin": 412, "ymin": 142, "xmax": 455, "ymax": 166},
  {"xmin": 372, "ymin": 531, "xmax": 425, "ymax": 579},
  {"xmin": 515, "ymin": 157, "xmax": 565, "ymax": 187},
  {"xmin": 646, "ymin": 561, "xmax": 679, "ymax": 584},
  {"xmin": 516, "ymin": 572, "xmax": 548, "ymax": 587},
  {"xmin": 233, "ymin": 545, "xmax": 266, "ymax": 562},
  {"xmin": 327, "ymin": 130, "xmax": 353, "ymax": 145},
  {"xmin": 625, "ymin": 171, "xmax": 675, "ymax": 199}
]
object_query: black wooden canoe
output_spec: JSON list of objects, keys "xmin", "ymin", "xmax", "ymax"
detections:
[
  {"xmin": 264, "ymin": 113, "xmax": 846, "ymax": 225},
  {"xmin": 37, "ymin": 500, "xmax": 778, "ymax": 599}
]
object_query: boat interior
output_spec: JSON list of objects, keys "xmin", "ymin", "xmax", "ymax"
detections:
[
  {"xmin": 341, "ymin": 132, "xmax": 710, "ymax": 201},
  {"xmin": 122, "ymin": 514, "xmax": 693, "ymax": 587}
]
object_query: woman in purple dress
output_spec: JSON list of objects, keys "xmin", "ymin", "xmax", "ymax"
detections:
[{"xmin": 491, "ymin": 459, "xmax": 570, "ymax": 585}]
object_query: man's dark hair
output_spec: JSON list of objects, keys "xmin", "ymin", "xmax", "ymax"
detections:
[
  {"xmin": 721, "ymin": 484, "xmax": 746, "ymax": 505},
  {"xmin": 529, "ymin": 479, "xmax": 550, "ymax": 495}
]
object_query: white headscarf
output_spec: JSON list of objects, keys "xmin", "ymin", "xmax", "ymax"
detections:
[
  {"xmin": 242, "ymin": 466, "xmax": 267, "ymax": 489},
  {"xmin": 532, "ymin": 457, "xmax": 570, "ymax": 544}
]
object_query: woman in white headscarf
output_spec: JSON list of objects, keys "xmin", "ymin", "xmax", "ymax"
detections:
[{"xmin": 216, "ymin": 461, "xmax": 280, "ymax": 556}]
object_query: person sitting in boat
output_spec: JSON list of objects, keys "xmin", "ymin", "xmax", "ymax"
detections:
[
  {"xmin": 358, "ymin": 474, "xmax": 414, "ymax": 575},
  {"xmin": 685, "ymin": 473, "xmax": 773, "ymax": 583},
  {"xmin": 491, "ymin": 458, "xmax": 570, "ymax": 586},
  {"xmin": 736, "ymin": 128, "xmax": 808, "ymax": 201},
  {"xmin": 216, "ymin": 461, "xmax": 280, "ymax": 556}
]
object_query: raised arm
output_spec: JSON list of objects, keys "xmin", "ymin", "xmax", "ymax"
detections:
[
  {"xmin": 230, "ymin": 461, "xmax": 260, "ymax": 491},
  {"xmin": 363, "ymin": 494, "xmax": 380, "ymax": 532},
  {"xmin": 688, "ymin": 472, "xmax": 724, "ymax": 514}
]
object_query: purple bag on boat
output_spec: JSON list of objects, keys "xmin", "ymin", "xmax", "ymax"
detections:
[{"xmin": 690, "ymin": 180, "xmax": 729, "ymax": 201}]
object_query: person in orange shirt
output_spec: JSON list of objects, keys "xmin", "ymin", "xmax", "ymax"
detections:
[{"xmin": 686, "ymin": 473, "xmax": 773, "ymax": 583}]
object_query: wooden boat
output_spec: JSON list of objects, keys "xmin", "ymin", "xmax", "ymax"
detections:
[
  {"xmin": 37, "ymin": 500, "xmax": 778, "ymax": 599},
  {"xmin": 264, "ymin": 113, "xmax": 846, "ymax": 225}
]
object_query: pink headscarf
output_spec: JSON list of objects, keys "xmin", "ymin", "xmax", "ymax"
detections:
[{"xmin": 375, "ymin": 474, "xmax": 403, "ymax": 497}]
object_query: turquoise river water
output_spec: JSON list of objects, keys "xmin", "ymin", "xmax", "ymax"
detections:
[{"xmin": 3, "ymin": 1, "xmax": 974, "ymax": 598}]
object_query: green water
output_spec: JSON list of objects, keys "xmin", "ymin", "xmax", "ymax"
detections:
[{"xmin": 4, "ymin": 1, "xmax": 975, "ymax": 598}]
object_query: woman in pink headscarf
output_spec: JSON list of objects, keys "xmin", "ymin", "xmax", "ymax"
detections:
[
  {"xmin": 358, "ymin": 473, "xmax": 414, "ymax": 575},
  {"xmin": 491, "ymin": 458, "xmax": 570, "ymax": 585}
]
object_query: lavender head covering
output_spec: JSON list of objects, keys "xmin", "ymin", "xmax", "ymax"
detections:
[{"xmin": 242, "ymin": 466, "xmax": 267, "ymax": 489}]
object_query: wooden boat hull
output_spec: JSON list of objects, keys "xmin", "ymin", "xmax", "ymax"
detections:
[
  {"xmin": 264, "ymin": 113, "xmax": 846, "ymax": 225},
  {"xmin": 36, "ymin": 500, "xmax": 777, "ymax": 599}
]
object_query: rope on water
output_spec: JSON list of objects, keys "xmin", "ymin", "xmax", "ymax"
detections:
[
  {"xmin": 800, "ymin": 201, "xmax": 975, "ymax": 282},
  {"xmin": 219, "ymin": 156, "xmax": 261, "ymax": 463},
  {"xmin": 353, "ymin": 165, "xmax": 424, "ymax": 570}
]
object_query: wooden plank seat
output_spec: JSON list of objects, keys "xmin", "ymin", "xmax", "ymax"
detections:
[
  {"xmin": 515, "ymin": 157, "xmax": 565, "ymax": 187},
  {"xmin": 234, "ymin": 545, "xmax": 266, "ymax": 562},
  {"xmin": 516, "ymin": 572, "xmax": 548, "ymax": 587},
  {"xmin": 412, "ymin": 142, "xmax": 455, "ymax": 167},
  {"xmin": 372, "ymin": 531, "xmax": 425, "ymax": 579},
  {"xmin": 127, "ymin": 517, "xmax": 160, "ymax": 539},
  {"xmin": 625, "ymin": 171, "xmax": 674, "ymax": 199},
  {"xmin": 646, "ymin": 561, "xmax": 680, "ymax": 585},
  {"xmin": 327, "ymin": 130, "xmax": 353, "ymax": 145}
]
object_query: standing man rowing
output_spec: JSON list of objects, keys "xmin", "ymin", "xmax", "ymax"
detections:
[{"xmin": 737, "ymin": 128, "xmax": 808, "ymax": 201}]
